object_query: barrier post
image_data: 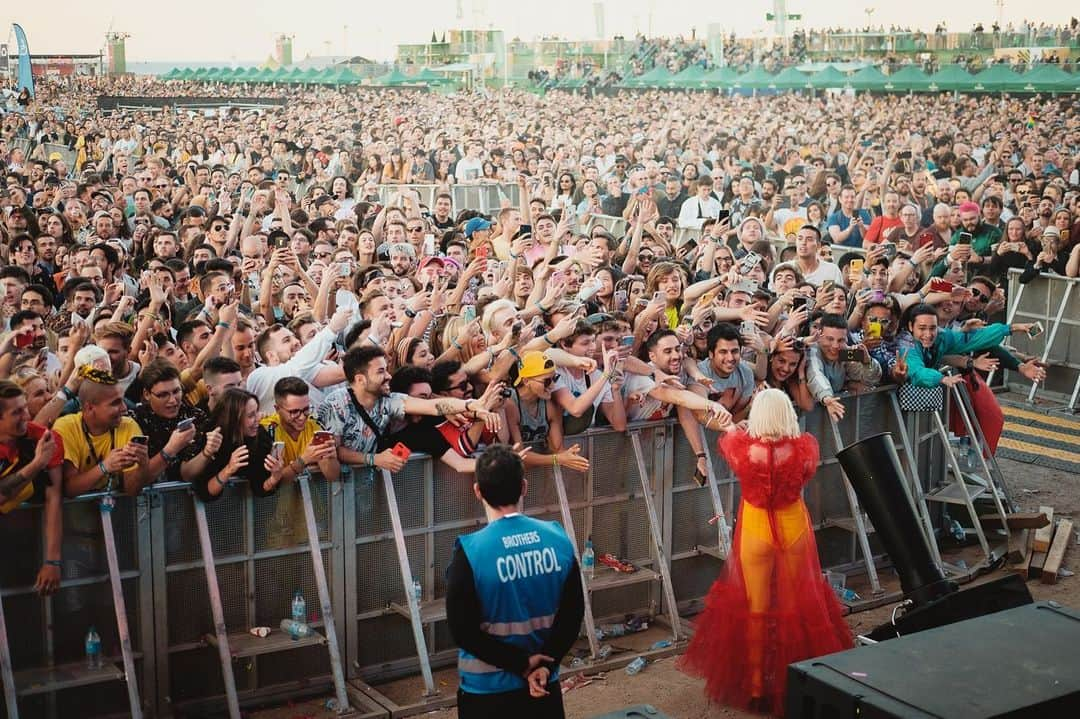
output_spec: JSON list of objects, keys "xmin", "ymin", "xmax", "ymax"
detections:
[
  {"xmin": 551, "ymin": 463, "xmax": 601, "ymax": 658},
  {"xmin": 826, "ymin": 417, "xmax": 883, "ymax": 595},
  {"xmin": 99, "ymin": 495, "xmax": 143, "ymax": 719},
  {"xmin": 0, "ymin": 584, "xmax": 19, "ymax": 718},
  {"xmin": 193, "ymin": 496, "xmax": 242, "ymax": 719},
  {"xmin": 887, "ymin": 394, "xmax": 943, "ymax": 568},
  {"xmin": 697, "ymin": 426, "xmax": 732, "ymax": 558},
  {"xmin": 298, "ymin": 475, "xmax": 350, "ymax": 713},
  {"xmin": 1026, "ymin": 282, "xmax": 1074, "ymax": 404}
]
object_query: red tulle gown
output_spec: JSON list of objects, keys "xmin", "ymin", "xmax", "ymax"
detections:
[{"xmin": 680, "ymin": 430, "xmax": 853, "ymax": 716}]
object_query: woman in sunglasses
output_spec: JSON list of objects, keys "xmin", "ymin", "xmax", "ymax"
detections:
[{"xmin": 502, "ymin": 351, "xmax": 588, "ymax": 472}]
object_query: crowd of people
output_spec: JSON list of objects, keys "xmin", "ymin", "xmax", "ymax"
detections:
[{"xmin": 0, "ymin": 78, "xmax": 1076, "ymax": 610}]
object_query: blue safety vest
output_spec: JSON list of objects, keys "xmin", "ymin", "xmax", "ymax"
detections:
[{"xmin": 456, "ymin": 514, "xmax": 576, "ymax": 694}]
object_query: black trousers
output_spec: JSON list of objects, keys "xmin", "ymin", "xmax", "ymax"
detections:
[{"xmin": 457, "ymin": 681, "xmax": 565, "ymax": 719}]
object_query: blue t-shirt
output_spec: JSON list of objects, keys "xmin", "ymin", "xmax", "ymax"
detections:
[{"xmin": 826, "ymin": 209, "xmax": 873, "ymax": 247}]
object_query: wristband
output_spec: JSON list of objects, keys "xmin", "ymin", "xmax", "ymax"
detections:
[
  {"xmin": 368, "ymin": 334, "xmax": 381, "ymax": 347},
  {"xmin": 61, "ymin": 386, "xmax": 77, "ymax": 401},
  {"xmin": 292, "ymin": 457, "xmax": 305, "ymax": 472},
  {"xmin": 216, "ymin": 321, "xmax": 231, "ymax": 329},
  {"xmin": 508, "ymin": 346, "xmax": 520, "ymax": 361},
  {"xmin": 404, "ymin": 308, "xmax": 417, "ymax": 319},
  {"xmin": 44, "ymin": 559, "xmax": 62, "ymax": 568},
  {"xmin": 695, "ymin": 452, "xmax": 706, "ymax": 459},
  {"xmin": 542, "ymin": 332, "xmax": 556, "ymax": 346},
  {"xmin": 160, "ymin": 448, "xmax": 179, "ymax": 464},
  {"xmin": 534, "ymin": 300, "xmax": 551, "ymax": 314},
  {"xmin": 98, "ymin": 460, "xmax": 108, "ymax": 477},
  {"xmin": 452, "ymin": 338, "xmax": 463, "ymax": 351}
]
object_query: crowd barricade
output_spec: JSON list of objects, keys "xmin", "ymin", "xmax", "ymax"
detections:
[
  {"xmin": 40, "ymin": 144, "xmax": 76, "ymax": 170},
  {"xmin": 584, "ymin": 213, "xmax": 628, "ymax": 238},
  {"xmin": 373, "ymin": 184, "xmax": 521, "ymax": 216},
  {"xmin": 1, "ymin": 387, "xmax": 941, "ymax": 716},
  {"xmin": 11, "ymin": 139, "xmax": 32, "ymax": 158},
  {"xmin": 1004, "ymin": 269, "xmax": 1080, "ymax": 411}
]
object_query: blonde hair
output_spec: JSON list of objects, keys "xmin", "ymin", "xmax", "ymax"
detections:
[
  {"xmin": 746, "ymin": 388, "xmax": 800, "ymax": 439},
  {"xmin": 481, "ymin": 299, "xmax": 516, "ymax": 338}
]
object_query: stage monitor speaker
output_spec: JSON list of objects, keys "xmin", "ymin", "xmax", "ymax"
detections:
[{"xmin": 786, "ymin": 602, "xmax": 1080, "ymax": 719}]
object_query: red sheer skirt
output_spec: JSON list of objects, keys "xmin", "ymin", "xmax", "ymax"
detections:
[{"xmin": 679, "ymin": 499, "xmax": 853, "ymax": 716}]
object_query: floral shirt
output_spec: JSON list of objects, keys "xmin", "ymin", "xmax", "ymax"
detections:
[{"xmin": 314, "ymin": 387, "xmax": 407, "ymax": 462}]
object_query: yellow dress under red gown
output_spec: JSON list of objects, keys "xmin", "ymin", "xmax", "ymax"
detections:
[{"xmin": 679, "ymin": 430, "xmax": 853, "ymax": 716}]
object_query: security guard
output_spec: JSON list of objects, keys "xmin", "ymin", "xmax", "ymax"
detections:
[{"xmin": 446, "ymin": 444, "xmax": 584, "ymax": 718}]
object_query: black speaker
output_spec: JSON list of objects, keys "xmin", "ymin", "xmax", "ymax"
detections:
[
  {"xmin": 787, "ymin": 602, "xmax": 1080, "ymax": 719},
  {"xmin": 835, "ymin": 432, "xmax": 955, "ymax": 607}
]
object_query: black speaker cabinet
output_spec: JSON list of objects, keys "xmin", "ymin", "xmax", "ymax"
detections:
[{"xmin": 787, "ymin": 602, "xmax": 1080, "ymax": 718}]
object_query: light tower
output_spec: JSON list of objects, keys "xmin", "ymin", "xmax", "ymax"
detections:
[{"xmin": 106, "ymin": 32, "xmax": 129, "ymax": 75}]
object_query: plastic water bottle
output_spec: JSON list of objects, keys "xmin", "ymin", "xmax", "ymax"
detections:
[
  {"xmin": 291, "ymin": 590, "xmax": 306, "ymax": 623},
  {"xmin": 412, "ymin": 578, "xmax": 423, "ymax": 605},
  {"xmin": 280, "ymin": 619, "xmax": 313, "ymax": 640},
  {"xmin": 650, "ymin": 639, "xmax": 673, "ymax": 650},
  {"xmin": 835, "ymin": 587, "xmax": 861, "ymax": 603},
  {"xmin": 582, "ymin": 538, "xmax": 596, "ymax": 582},
  {"xmin": 958, "ymin": 437, "xmax": 973, "ymax": 471},
  {"xmin": 625, "ymin": 656, "xmax": 647, "ymax": 675},
  {"xmin": 596, "ymin": 623, "xmax": 626, "ymax": 639},
  {"xmin": 85, "ymin": 626, "xmax": 102, "ymax": 670},
  {"xmin": 597, "ymin": 644, "xmax": 613, "ymax": 660}
]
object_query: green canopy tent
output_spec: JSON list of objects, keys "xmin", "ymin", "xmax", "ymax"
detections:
[
  {"xmin": 809, "ymin": 65, "xmax": 849, "ymax": 89},
  {"xmin": 329, "ymin": 66, "xmax": 363, "ymax": 85},
  {"xmin": 664, "ymin": 64, "xmax": 707, "ymax": 89},
  {"xmin": 731, "ymin": 65, "xmax": 776, "ymax": 92},
  {"xmin": 415, "ymin": 67, "xmax": 452, "ymax": 85},
  {"xmin": 849, "ymin": 65, "xmax": 889, "ymax": 91},
  {"xmin": 160, "ymin": 67, "xmax": 182, "ymax": 80},
  {"xmin": 1019, "ymin": 65, "xmax": 1078, "ymax": 93},
  {"xmin": 191, "ymin": 67, "xmax": 212, "ymax": 80},
  {"xmin": 927, "ymin": 64, "xmax": 974, "ymax": 92},
  {"xmin": 251, "ymin": 66, "xmax": 280, "ymax": 83},
  {"xmin": 173, "ymin": 68, "xmax": 196, "ymax": 80},
  {"xmin": 884, "ymin": 65, "xmax": 932, "ymax": 92},
  {"xmin": 768, "ymin": 66, "xmax": 811, "ymax": 90},
  {"xmin": 373, "ymin": 67, "xmax": 417, "ymax": 86},
  {"xmin": 972, "ymin": 64, "xmax": 1026, "ymax": 93},
  {"xmin": 630, "ymin": 65, "xmax": 672, "ymax": 88},
  {"xmin": 702, "ymin": 65, "xmax": 739, "ymax": 89}
]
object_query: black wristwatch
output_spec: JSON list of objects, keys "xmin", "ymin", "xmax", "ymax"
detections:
[
  {"xmin": 404, "ymin": 308, "xmax": 417, "ymax": 319},
  {"xmin": 964, "ymin": 356, "xmax": 974, "ymax": 372}
]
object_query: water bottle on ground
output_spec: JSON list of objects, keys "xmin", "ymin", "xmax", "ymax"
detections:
[
  {"xmin": 280, "ymin": 619, "xmax": 313, "ymax": 640},
  {"xmin": 597, "ymin": 644, "xmax": 613, "ymax": 660},
  {"xmin": 834, "ymin": 586, "xmax": 861, "ymax": 603},
  {"xmin": 412, "ymin": 578, "xmax": 422, "ymax": 605},
  {"xmin": 625, "ymin": 656, "xmax": 647, "ymax": 675},
  {"xmin": 291, "ymin": 589, "xmax": 306, "ymax": 623},
  {"xmin": 958, "ymin": 437, "xmax": 972, "ymax": 471},
  {"xmin": 85, "ymin": 626, "xmax": 102, "ymax": 670},
  {"xmin": 650, "ymin": 639, "xmax": 673, "ymax": 650},
  {"xmin": 596, "ymin": 623, "xmax": 626, "ymax": 639},
  {"xmin": 582, "ymin": 537, "xmax": 595, "ymax": 582}
]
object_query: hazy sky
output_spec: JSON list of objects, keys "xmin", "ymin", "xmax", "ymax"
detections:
[{"xmin": 3, "ymin": 1, "xmax": 1073, "ymax": 63}]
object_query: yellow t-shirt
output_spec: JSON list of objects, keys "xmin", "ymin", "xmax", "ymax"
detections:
[
  {"xmin": 663, "ymin": 306, "xmax": 680, "ymax": 330},
  {"xmin": 259, "ymin": 414, "xmax": 321, "ymax": 465},
  {"xmin": 53, "ymin": 414, "xmax": 143, "ymax": 490}
]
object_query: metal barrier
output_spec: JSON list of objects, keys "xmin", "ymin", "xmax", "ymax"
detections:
[
  {"xmin": 1, "ymin": 387, "xmax": 942, "ymax": 716},
  {"xmin": 1004, "ymin": 269, "xmax": 1080, "ymax": 412},
  {"xmin": 40, "ymin": 145, "xmax": 76, "ymax": 172},
  {"xmin": 374, "ymin": 184, "xmax": 521, "ymax": 216}
]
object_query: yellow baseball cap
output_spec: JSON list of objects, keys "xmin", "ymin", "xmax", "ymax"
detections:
[{"xmin": 514, "ymin": 351, "xmax": 554, "ymax": 386}]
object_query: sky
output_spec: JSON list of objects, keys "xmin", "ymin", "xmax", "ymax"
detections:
[{"xmin": 2, "ymin": 1, "xmax": 1074, "ymax": 64}]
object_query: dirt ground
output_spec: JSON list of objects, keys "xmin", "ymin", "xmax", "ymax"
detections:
[{"xmin": 251, "ymin": 452, "xmax": 1079, "ymax": 719}]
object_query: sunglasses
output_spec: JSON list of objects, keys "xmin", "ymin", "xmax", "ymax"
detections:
[
  {"xmin": 530, "ymin": 375, "xmax": 556, "ymax": 388},
  {"xmin": 448, "ymin": 380, "xmax": 472, "ymax": 393}
]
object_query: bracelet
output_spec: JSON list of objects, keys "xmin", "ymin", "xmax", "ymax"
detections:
[
  {"xmin": 216, "ymin": 321, "xmax": 231, "ymax": 329},
  {"xmin": 552, "ymin": 454, "xmax": 559, "ymax": 468},
  {"xmin": 139, "ymin": 312, "xmax": 161, "ymax": 322},
  {"xmin": 368, "ymin": 334, "xmax": 381, "ymax": 347},
  {"xmin": 695, "ymin": 452, "xmax": 706, "ymax": 459},
  {"xmin": 160, "ymin": 448, "xmax": 178, "ymax": 464},
  {"xmin": 452, "ymin": 338, "xmax": 463, "ymax": 351},
  {"xmin": 508, "ymin": 346, "xmax": 521, "ymax": 361},
  {"xmin": 509, "ymin": 251, "xmax": 520, "ymax": 260},
  {"xmin": 465, "ymin": 399, "xmax": 478, "ymax": 414},
  {"xmin": 44, "ymin": 559, "xmax": 62, "ymax": 567},
  {"xmin": 61, "ymin": 385, "xmax": 77, "ymax": 401},
  {"xmin": 98, "ymin": 460, "xmax": 108, "ymax": 477},
  {"xmin": 202, "ymin": 449, "xmax": 214, "ymax": 459},
  {"xmin": 542, "ymin": 332, "xmax": 556, "ymax": 346},
  {"xmin": 534, "ymin": 300, "xmax": 551, "ymax": 314}
]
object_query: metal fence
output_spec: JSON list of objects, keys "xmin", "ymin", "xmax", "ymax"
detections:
[
  {"xmin": 374, "ymin": 184, "xmax": 521, "ymax": 216},
  {"xmin": 1004, "ymin": 269, "xmax": 1080, "ymax": 411},
  {"xmin": 1, "ymin": 387, "xmax": 939, "ymax": 717}
]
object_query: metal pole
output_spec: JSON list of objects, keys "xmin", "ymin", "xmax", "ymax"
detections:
[
  {"xmin": 888, "ymin": 394, "xmax": 942, "ymax": 568},
  {"xmin": 1027, "ymin": 283, "xmax": 1073, "ymax": 403},
  {"xmin": 0, "ymin": 584, "xmax": 19, "ymax": 719},
  {"xmin": 987, "ymin": 275, "xmax": 1026, "ymax": 386},
  {"xmin": 297, "ymin": 476, "xmax": 349, "ymax": 713},
  {"xmin": 929, "ymin": 411, "xmax": 991, "ymax": 560},
  {"xmin": 949, "ymin": 384, "xmax": 1013, "ymax": 542},
  {"xmin": 697, "ymin": 426, "xmax": 732, "ymax": 557},
  {"xmin": 193, "ymin": 497, "xmax": 241, "ymax": 719},
  {"xmin": 99, "ymin": 496, "xmax": 143, "ymax": 719},
  {"xmin": 629, "ymin": 433, "xmax": 681, "ymax": 640},
  {"xmin": 380, "ymin": 470, "xmax": 436, "ymax": 695},
  {"xmin": 827, "ymin": 417, "xmax": 882, "ymax": 595},
  {"xmin": 551, "ymin": 463, "xmax": 600, "ymax": 658}
]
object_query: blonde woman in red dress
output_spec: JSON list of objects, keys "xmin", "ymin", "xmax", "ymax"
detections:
[{"xmin": 680, "ymin": 389, "xmax": 853, "ymax": 715}]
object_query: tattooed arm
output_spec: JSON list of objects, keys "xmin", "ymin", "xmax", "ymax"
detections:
[{"xmin": 401, "ymin": 396, "xmax": 503, "ymax": 434}]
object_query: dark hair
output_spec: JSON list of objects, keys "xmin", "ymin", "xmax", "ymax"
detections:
[
  {"xmin": 89, "ymin": 242, "xmax": 120, "ymax": 269},
  {"xmin": 176, "ymin": 320, "xmax": 211, "ymax": 350},
  {"xmin": 643, "ymin": 328, "xmax": 677, "ymax": 354},
  {"xmin": 21, "ymin": 283, "xmax": 54, "ymax": 307},
  {"xmin": 207, "ymin": 387, "xmax": 258, "ymax": 445},
  {"xmin": 705, "ymin": 322, "xmax": 742, "ymax": 352},
  {"xmin": 273, "ymin": 376, "xmax": 310, "ymax": 400},
  {"xmin": 905, "ymin": 303, "xmax": 939, "ymax": 330},
  {"xmin": 139, "ymin": 358, "xmax": 181, "ymax": 394},
  {"xmin": 819, "ymin": 313, "xmax": 848, "ymax": 332},
  {"xmin": 0, "ymin": 379, "xmax": 25, "ymax": 415},
  {"xmin": 390, "ymin": 365, "xmax": 432, "ymax": 394},
  {"xmin": 9, "ymin": 309, "xmax": 41, "ymax": 331},
  {"xmin": 475, "ymin": 444, "xmax": 524, "ymax": 507},
  {"xmin": 0, "ymin": 266, "xmax": 30, "ymax": 284},
  {"xmin": 430, "ymin": 360, "xmax": 462, "ymax": 394},
  {"xmin": 203, "ymin": 356, "xmax": 242, "ymax": 380},
  {"xmin": 343, "ymin": 345, "xmax": 386, "ymax": 383}
]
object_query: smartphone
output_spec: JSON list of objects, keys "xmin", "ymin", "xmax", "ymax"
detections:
[
  {"xmin": 338, "ymin": 263, "xmax": 351, "ymax": 277},
  {"xmin": 131, "ymin": 435, "xmax": 149, "ymax": 446},
  {"xmin": 391, "ymin": 442, "xmax": 412, "ymax": 462},
  {"xmin": 792, "ymin": 295, "xmax": 809, "ymax": 312},
  {"xmin": 898, "ymin": 150, "xmax": 912, "ymax": 160},
  {"xmin": 871, "ymin": 289, "xmax": 885, "ymax": 302},
  {"xmin": 866, "ymin": 320, "xmax": 883, "ymax": 340},
  {"xmin": 842, "ymin": 348, "xmax": 868, "ymax": 364},
  {"xmin": 716, "ymin": 208, "xmax": 731, "ymax": 224},
  {"xmin": 881, "ymin": 242, "xmax": 897, "ymax": 261},
  {"xmin": 511, "ymin": 321, "xmax": 523, "ymax": 339},
  {"xmin": 849, "ymin": 258, "xmax": 865, "ymax": 275},
  {"xmin": 652, "ymin": 291, "xmax": 664, "ymax": 303},
  {"xmin": 929, "ymin": 278, "xmax": 956, "ymax": 294},
  {"xmin": 13, "ymin": 331, "xmax": 34, "ymax": 349},
  {"xmin": 175, "ymin": 417, "xmax": 196, "ymax": 432},
  {"xmin": 613, "ymin": 289, "xmax": 629, "ymax": 311},
  {"xmin": 476, "ymin": 245, "xmax": 489, "ymax": 260},
  {"xmin": 462, "ymin": 305, "xmax": 477, "ymax": 323},
  {"xmin": 271, "ymin": 441, "xmax": 285, "ymax": 459},
  {"xmin": 1027, "ymin": 322, "xmax": 1045, "ymax": 339},
  {"xmin": 740, "ymin": 320, "xmax": 757, "ymax": 336},
  {"xmin": 312, "ymin": 431, "xmax": 334, "ymax": 446},
  {"xmin": 422, "ymin": 234, "xmax": 436, "ymax": 256},
  {"xmin": 821, "ymin": 280, "xmax": 835, "ymax": 296},
  {"xmin": 956, "ymin": 232, "xmax": 973, "ymax": 246},
  {"xmin": 737, "ymin": 251, "xmax": 761, "ymax": 276},
  {"xmin": 620, "ymin": 335, "xmax": 635, "ymax": 347}
]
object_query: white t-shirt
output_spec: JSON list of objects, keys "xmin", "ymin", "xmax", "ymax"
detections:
[{"xmin": 802, "ymin": 260, "xmax": 845, "ymax": 287}]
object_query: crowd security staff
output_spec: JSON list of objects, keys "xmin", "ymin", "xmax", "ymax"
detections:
[{"xmin": 446, "ymin": 444, "xmax": 584, "ymax": 718}]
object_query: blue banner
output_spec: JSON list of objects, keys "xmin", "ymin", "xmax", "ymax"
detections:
[{"xmin": 13, "ymin": 23, "xmax": 35, "ymax": 98}]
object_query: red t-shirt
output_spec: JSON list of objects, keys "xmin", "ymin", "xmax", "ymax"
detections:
[
  {"xmin": 0, "ymin": 422, "xmax": 65, "ymax": 513},
  {"xmin": 864, "ymin": 215, "xmax": 903, "ymax": 245}
]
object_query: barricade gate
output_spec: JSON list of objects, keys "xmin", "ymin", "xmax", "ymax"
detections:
[{"xmin": 1, "ymin": 389, "xmax": 948, "ymax": 717}]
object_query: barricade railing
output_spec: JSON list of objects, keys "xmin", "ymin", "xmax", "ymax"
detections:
[
  {"xmin": 374, "ymin": 183, "xmax": 521, "ymax": 216},
  {"xmin": 1003, "ymin": 269, "xmax": 1080, "ymax": 412},
  {"xmin": 2, "ymin": 388, "xmax": 944, "ymax": 716}
]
